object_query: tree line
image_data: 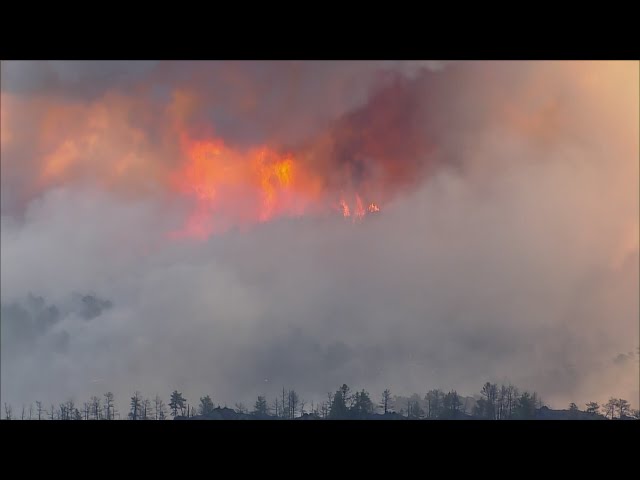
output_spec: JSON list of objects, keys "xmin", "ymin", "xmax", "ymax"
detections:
[{"xmin": 2, "ymin": 381, "xmax": 638, "ymax": 420}]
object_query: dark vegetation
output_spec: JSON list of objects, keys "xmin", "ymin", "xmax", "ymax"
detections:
[{"xmin": 2, "ymin": 381, "xmax": 638, "ymax": 420}]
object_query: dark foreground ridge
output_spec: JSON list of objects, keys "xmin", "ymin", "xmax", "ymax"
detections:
[
  {"xmin": 5, "ymin": 379, "xmax": 636, "ymax": 421},
  {"xmin": 176, "ymin": 405, "xmax": 637, "ymax": 421}
]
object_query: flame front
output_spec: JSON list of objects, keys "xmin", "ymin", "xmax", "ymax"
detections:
[
  {"xmin": 1, "ymin": 87, "xmax": 394, "ymax": 243},
  {"xmin": 170, "ymin": 134, "xmax": 381, "ymax": 239}
]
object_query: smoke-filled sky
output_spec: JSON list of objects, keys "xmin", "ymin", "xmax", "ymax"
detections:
[{"xmin": 1, "ymin": 60, "xmax": 638, "ymax": 411}]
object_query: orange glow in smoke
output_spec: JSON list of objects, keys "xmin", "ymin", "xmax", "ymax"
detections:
[
  {"xmin": 169, "ymin": 134, "xmax": 382, "ymax": 239},
  {"xmin": 1, "ymin": 90, "xmax": 384, "ymax": 242}
]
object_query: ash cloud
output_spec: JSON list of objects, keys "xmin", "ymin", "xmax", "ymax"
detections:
[{"xmin": 1, "ymin": 61, "xmax": 638, "ymax": 410}]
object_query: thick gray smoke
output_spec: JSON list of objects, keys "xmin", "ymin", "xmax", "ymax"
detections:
[{"xmin": 1, "ymin": 61, "xmax": 638, "ymax": 411}]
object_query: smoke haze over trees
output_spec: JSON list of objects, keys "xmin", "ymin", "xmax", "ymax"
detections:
[
  {"xmin": 3, "ymin": 381, "xmax": 638, "ymax": 420},
  {"xmin": 1, "ymin": 61, "xmax": 638, "ymax": 412}
]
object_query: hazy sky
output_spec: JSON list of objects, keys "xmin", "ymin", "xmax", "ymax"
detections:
[{"xmin": 1, "ymin": 60, "xmax": 638, "ymax": 411}]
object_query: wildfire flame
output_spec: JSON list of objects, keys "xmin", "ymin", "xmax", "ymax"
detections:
[
  {"xmin": 340, "ymin": 199, "xmax": 351, "ymax": 218},
  {"xmin": 368, "ymin": 203, "xmax": 380, "ymax": 213},
  {"xmin": 1, "ymin": 89, "xmax": 389, "ymax": 243},
  {"xmin": 170, "ymin": 134, "xmax": 381, "ymax": 239}
]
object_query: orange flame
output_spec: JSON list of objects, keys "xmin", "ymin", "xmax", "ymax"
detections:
[
  {"xmin": 2, "ymin": 90, "xmax": 385, "ymax": 241},
  {"xmin": 354, "ymin": 194, "xmax": 365, "ymax": 221},
  {"xmin": 340, "ymin": 198, "xmax": 351, "ymax": 218},
  {"xmin": 170, "ymin": 134, "xmax": 342, "ymax": 238},
  {"xmin": 171, "ymin": 134, "xmax": 383, "ymax": 238}
]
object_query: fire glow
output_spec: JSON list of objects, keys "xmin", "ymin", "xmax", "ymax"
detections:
[{"xmin": 170, "ymin": 135, "xmax": 382, "ymax": 240}]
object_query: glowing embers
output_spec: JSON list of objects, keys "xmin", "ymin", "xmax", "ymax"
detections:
[
  {"xmin": 368, "ymin": 203, "xmax": 380, "ymax": 213},
  {"xmin": 338, "ymin": 194, "xmax": 381, "ymax": 223}
]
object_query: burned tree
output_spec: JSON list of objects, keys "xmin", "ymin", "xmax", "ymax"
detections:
[
  {"xmin": 103, "ymin": 392, "xmax": 115, "ymax": 420},
  {"xmin": 129, "ymin": 391, "xmax": 142, "ymax": 420},
  {"xmin": 154, "ymin": 395, "xmax": 167, "ymax": 420},
  {"xmin": 380, "ymin": 389, "xmax": 393, "ymax": 414}
]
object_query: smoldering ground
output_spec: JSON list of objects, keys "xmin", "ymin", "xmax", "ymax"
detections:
[{"xmin": 1, "ymin": 61, "xmax": 638, "ymax": 410}]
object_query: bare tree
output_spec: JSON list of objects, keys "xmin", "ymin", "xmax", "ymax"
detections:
[
  {"xmin": 28, "ymin": 404, "xmax": 34, "ymax": 420},
  {"xmin": 380, "ymin": 389, "xmax": 393, "ymax": 414},
  {"xmin": 90, "ymin": 396, "xmax": 102, "ymax": 420},
  {"xmin": 603, "ymin": 398, "xmax": 617, "ymax": 419},
  {"xmin": 141, "ymin": 398, "xmax": 152, "ymax": 420},
  {"xmin": 21, "ymin": 405, "xmax": 25, "ymax": 420},
  {"xmin": 4, "ymin": 403, "xmax": 12, "ymax": 420},
  {"xmin": 505, "ymin": 385, "xmax": 518, "ymax": 419},
  {"xmin": 129, "ymin": 391, "xmax": 142, "ymax": 420},
  {"xmin": 271, "ymin": 398, "xmax": 280, "ymax": 418},
  {"xmin": 36, "ymin": 401, "xmax": 43, "ymax": 421},
  {"xmin": 480, "ymin": 382, "xmax": 498, "ymax": 420},
  {"xmin": 497, "ymin": 385, "xmax": 509, "ymax": 420},
  {"xmin": 58, "ymin": 403, "xmax": 67, "ymax": 420},
  {"xmin": 320, "ymin": 400, "xmax": 330, "ymax": 419},
  {"xmin": 103, "ymin": 392, "xmax": 115, "ymax": 420},
  {"xmin": 288, "ymin": 390, "xmax": 299, "ymax": 419},
  {"xmin": 66, "ymin": 400, "xmax": 76, "ymax": 420},
  {"xmin": 154, "ymin": 395, "xmax": 167, "ymax": 420},
  {"xmin": 322, "ymin": 391, "xmax": 334, "ymax": 419},
  {"xmin": 281, "ymin": 388, "xmax": 288, "ymax": 419}
]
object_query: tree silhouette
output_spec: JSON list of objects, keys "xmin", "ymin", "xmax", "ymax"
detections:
[
  {"xmin": 568, "ymin": 402, "xmax": 579, "ymax": 419},
  {"xmin": 585, "ymin": 402, "xmax": 600, "ymax": 416},
  {"xmin": 380, "ymin": 389, "xmax": 393, "ymax": 414},
  {"xmin": 103, "ymin": 392, "xmax": 115, "ymax": 420},
  {"xmin": 352, "ymin": 390, "xmax": 375, "ymax": 418},
  {"xmin": 329, "ymin": 388, "xmax": 348, "ymax": 419},
  {"xmin": 129, "ymin": 391, "xmax": 142, "ymax": 420},
  {"xmin": 254, "ymin": 396, "xmax": 269, "ymax": 417},
  {"xmin": 615, "ymin": 399, "xmax": 631, "ymax": 419},
  {"xmin": 603, "ymin": 398, "xmax": 617, "ymax": 419},
  {"xmin": 169, "ymin": 390, "xmax": 186, "ymax": 417},
  {"xmin": 426, "ymin": 389, "xmax": 444, "ymax": 419},
  {"xmin": 513, "ymin": 391, "xmax": 536, "ymax": 419},
  {"xmin": 154, "ymin": 395, "xmax": 167, "ymax": 420}
]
